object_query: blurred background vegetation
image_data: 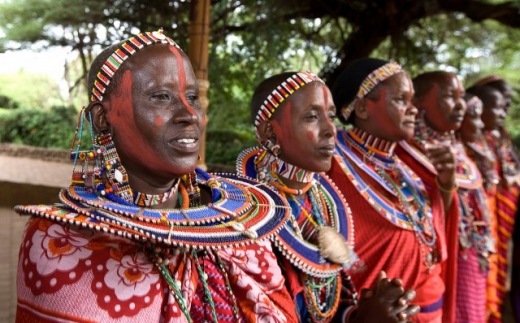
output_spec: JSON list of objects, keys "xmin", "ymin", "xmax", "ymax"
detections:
[{"xmin": 1, "ymin": 0, "xmax": 520, "ymax": 166}]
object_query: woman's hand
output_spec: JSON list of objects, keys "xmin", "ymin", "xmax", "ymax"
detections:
[{"xmin": 348, "ymin": 271, "xmax": 420, "ymax": 323}]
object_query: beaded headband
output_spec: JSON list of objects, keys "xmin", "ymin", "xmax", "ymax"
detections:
[
  {"xmin": 90, "ymin": 29, "xmax": 181, "ymax": 102},
  {"xmin": 341, "ymin": 61, "xmax": 402, "ymax": 121},
  {"xmin": 254, "ymin": 71, "xmax": 324, "ymax": 139},
  {"xmin": 472, "ymin": 74, "xmax": 503, "ymax": 87},
  {"xmin": 465, "ymin": 96, "xmax": 483, "ymax": 116}
]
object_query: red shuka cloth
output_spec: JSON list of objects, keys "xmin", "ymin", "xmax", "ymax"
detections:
[
  {"xmin": 328, "ymin": 153, "xmax": 447, "ymax": 323},
  {"xmin": 16, "ymin": 217, "xmax": 299, "ymax": 323},
  {"xmin": 396, "ymin": 142, "xmax": 460, "ymax": 323}
]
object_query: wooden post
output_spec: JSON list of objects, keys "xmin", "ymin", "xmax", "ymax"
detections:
[{"xmin": 188, "ymin": 0, "xmax": 211, "ymax": 170}]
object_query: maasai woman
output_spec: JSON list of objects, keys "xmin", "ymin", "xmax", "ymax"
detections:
[
  {"xmin": 237, "ymin": 71, "xmax": 420, "ymax": 322},
  {"xmin": 459, "ymin": 93, "xmax": 500, "ymax": 321},
  {"xmin": 328, "ymin": 58, "xmax": 454, "ymax": 323},
  {"xmin": 473, "ymin": 76, "xmax": 520, "ymax": 323},
  {"xmin": 406, "ymin": 71, "xmax": 494, "ymax": 323},
  {"xmin": 14, "ymin": 30, "xmax": 298, "ymax": 323}
]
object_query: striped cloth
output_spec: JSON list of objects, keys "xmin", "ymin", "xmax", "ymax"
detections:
[
  {"xmin": 485, "ymin": 131, "xmax": 520, "ymax": 323},
  {"xmin": 455, "ymin": 247, "xmax": 487, "ymax": 322},
  {"xmin": 489, "ymin": 186, "xmax": 519, "ymax": 323}
]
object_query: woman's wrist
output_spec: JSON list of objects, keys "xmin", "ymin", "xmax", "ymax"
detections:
[{"xmin": 435, "ymin": 176, "xmax": 457, "ymax": 193}]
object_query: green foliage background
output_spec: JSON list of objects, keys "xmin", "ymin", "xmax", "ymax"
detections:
[{"xmin": 0, "ymin": 105, "xmax": 77, "ymax": 148}]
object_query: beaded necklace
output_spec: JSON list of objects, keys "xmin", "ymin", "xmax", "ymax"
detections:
[
  {"xmin": 491, "ymin": 130, "xmax": 520, "ymax": 182},
  {"xmin": 336, "ymin": 128, "xmax": 439, "ymax": 270},
  {"xmin": 237, "ymin": 147, "xmax": 357, "ymax": 275},
  {"xmin": 255, "ymin": 147, "xmax": 315, "ymax": 184},
  {"xmin": 457, "ymin": 188, "xmax": 495, "ymax": 271},
  {"xmin": 464, "ymin": 139, "xmax": 499, "ymax": 191},
  {"xmin": 412, "ymin": 112, "xmax": 482, "ymax": 189},
  {"xmin": 337, "ymin": 129, "xmax": 432, "ymax": 230},
  {"xmin": 52, "ymin": 169, "xmax": 289, "ymax": 248},
  {"xmin": 146, "ymin": 245, "xmax": 241, "ymax": 323},
  {"xmin": 237, "ymin": 147, "xmax": 358, "ymax": 323},
  {"xmin": 18, "ymin": 168, "xmax": 291, "ymax": 323},
  {"xmin": 413, "ymin": 113, "xmax": 494, "ymax": 269},
  {"xmin": 450, "ymin": 140, "xmax": 495, "ymax": 270},
  {"xmin": 133, "ymin": 179, "xmax": 180, "ymax": 207}
]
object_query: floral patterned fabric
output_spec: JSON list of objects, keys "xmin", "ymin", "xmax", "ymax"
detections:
[{"xmin": 16, "ymin": 216, "xmax": 298, "ymax": 323}]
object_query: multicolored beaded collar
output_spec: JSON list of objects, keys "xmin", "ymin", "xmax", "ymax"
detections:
[
  {"xmin": 412, "ymin": 112, "xmax": 482, "ymax": 189},
  {"xmin": 254, "ymin": 147, "xmax": 315, "ymax": 184},
  {"xmin": 340, "ymin": 61, "xmax": 402, "ymax": 121},
  {"xmin": 16, "ymin": 168, "xmax": 292, "ymax": 249},
  {"xmin": 254, "ymin": 71, "xmax": 323, "ymax": 139},
  {"xmin": 335, "ymin": 129, "xmax": 434, "ymax": 232},
  {"xmin": 90, "ymin": 29, "xmax": 180, "ymax": 102},
  {"xmin": 237, "ymin": 147, "xmax": 357, "ymax": 277},
  {"xmin": 133, "ymin": 179, "xmax": 179, "ymax": 207},
  {"xmin": 464, "ymin": 139, "xmax": 499, "ymax": 188}
]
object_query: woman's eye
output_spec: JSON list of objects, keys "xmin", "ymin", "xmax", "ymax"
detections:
[
  {"xmin": 152, "ymin": 93, "xmax": 170, "ymax": 101},
  {"xmin": 186, "ymin": 94, "xmax": 199, "ymax": 103}
]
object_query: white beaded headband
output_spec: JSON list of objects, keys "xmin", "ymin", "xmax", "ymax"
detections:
[
  {"xmin": 254, "ymin": 71, "xmax": 324, "ymax": 139},
  {"xmin": 90, "ymin": 29, "xmax": 180, "ymax": 102},
  {"xmin": 341, "ymin": 61, "xmax": 402, "ymax": 120}
]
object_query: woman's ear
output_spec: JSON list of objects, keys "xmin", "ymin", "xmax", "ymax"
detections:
[
  {"xmin": 353, "ymin": 99, "xmax": 369, "ymax": 120},
  {"xmin": 86, "ymin": 102, "xmax": 110, "ymax": 134},
  {"xmin": 257, "ymin": 120, "xmax": 277, "ymax": 144}
]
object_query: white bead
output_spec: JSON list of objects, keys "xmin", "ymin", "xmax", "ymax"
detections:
[
  {"xmin": 231, "ymin": 222, "xmax": 245, "ymax": 232},
  {"xmin": 114, "ymin": 169, "xmax": 124, "ymax": 183}
]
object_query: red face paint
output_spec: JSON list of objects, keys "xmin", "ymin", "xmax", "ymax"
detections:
[
  {"xmin": 269, "ymin": 84, "xmax": 336, "ymax": 173},
  {"xmin": 108, "ymin": 71, "xmax": 153, "ymax": 161},
  {"xmin": 322, "ymin": 86, "xmax": 329, "ymax": 108},
  {"xmin": 363, "ymin": 73, "xmax": 417, "ymax": 141},
  {"xmin": 321, "ymin": 85, "xmax": 336, "ymax": 130},
  {"xmin": 102, "ymin": 45, "xmax": 205, "ymax": 191},
  {"xmin": 168, "ymin": 46, "xmax": 196, "ymax": 116},
  {"xmin": 271, "ymin": 101, "xmax": 294, "ymax": 141},
  {"xmin": 154, "ymin": 117, "xmax": 164, "ymax": 126}
]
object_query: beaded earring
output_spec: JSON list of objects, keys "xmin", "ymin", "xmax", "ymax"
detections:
[
  {"xmin": 92, "ymin": 132, "xmax": 133, "ymax": 203},
  {"xmin": 69, "ymin": 108, "xmax": 131, "ymax": 203},
  {"xmin": 70, "ymin": 107, "xmax": 97, "ymax": 192},
  {"xmin": 263, "ymin": 139, "xmax": 281, "ymax": 157}
]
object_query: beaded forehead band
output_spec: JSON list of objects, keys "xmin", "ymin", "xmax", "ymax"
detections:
[
  {"xmin": 465, "ymin": 96, "xmax": 483, "ymax": 116},
  {"xmin": 473, "ymin": 75, "xmax": 503, "ymax": 87},
  {"xmin": 254, "ymin": 71, "xmax": 324, "ymax": 139},
  {"xmin": 341, "ymin": 61, "xmax": 402, "ymax": 121},
  {"xmin": 90, "ymin": 29, "xmax": 181, "ymax": 102}
]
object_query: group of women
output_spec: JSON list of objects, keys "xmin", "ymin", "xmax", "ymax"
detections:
[{"xmin": 13, "ymin": 30, "xmax": 520, "ymax": 323}]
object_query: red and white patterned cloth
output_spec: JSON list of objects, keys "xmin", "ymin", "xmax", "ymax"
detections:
[{"xmin": 16, "ymin": 217, "xmax": 298, "ymax": 323}]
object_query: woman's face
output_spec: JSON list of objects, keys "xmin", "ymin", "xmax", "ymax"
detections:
[
  {"xmin": 105, "ymin": 44, "xmax": 206, "ymax": 180},
  {"xmin": 422, "ymin": 74, "xmax": 466, "ymax": 133},
  {"xmin": 362, "ymin": 72, "xmax": 417, "ymax": 141},
  {"xmin": 481, "ymin": 90, "xmax": 506, "ymax": 131},
  {"xmin": 270, "ymin": 82, "xmax": 337, "ymax": 173},
  {"xmin": 459, "ymin": 103, "xmax": 484, "ymax": 143}
]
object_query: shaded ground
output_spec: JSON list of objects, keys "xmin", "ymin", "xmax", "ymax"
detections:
[{"xmin": 0, "ymin": 146, "xmax": 71, "ymax": 323}]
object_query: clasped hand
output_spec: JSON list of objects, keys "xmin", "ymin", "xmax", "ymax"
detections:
[{"xmin": 347, "ymin": 271, "xmax": 420, "ymax": 323}]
